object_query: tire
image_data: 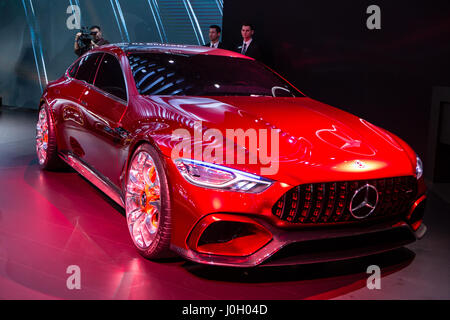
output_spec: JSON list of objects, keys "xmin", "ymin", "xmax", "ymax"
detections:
[
  {"xmin": 125, "ymin": 143, "xmax": 172, "ymax": 259},
  {"xmin": 36, "ymin": 105, "xmax": 65, "ymax": 170}
]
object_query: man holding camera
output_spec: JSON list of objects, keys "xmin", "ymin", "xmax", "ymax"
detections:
[{"xmin": 74, "ymin": 25, "xmax": 110, "ymax": 57}]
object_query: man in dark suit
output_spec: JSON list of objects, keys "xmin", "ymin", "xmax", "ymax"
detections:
[
  {"xmin": 204, "ymin": 25, "xmax": 224, "ymax": 49},
  {"xmin": 236, "ymin": 23, "xmax": 262, "ymax": 60}
]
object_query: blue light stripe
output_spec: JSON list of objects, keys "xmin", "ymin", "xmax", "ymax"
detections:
[
  {"xmin": 182, "ymin": 0, "xmax": 200, "ymax": 44},
  {"xmin": 181, "ymin": 0, "xmax": 205, "ymax": 45},
  {"xmin": 38, "ymin": 38, "xmax": 48, "ymax": 85},
  {"xmin": 187, "ymin": 0, "xmax": 205, "ymax": 44},
  {"xmin": 109, "ymin": 0, "xmax": 125, "ymax": 42},
  {"xmin": 146, "ymin": 0, "xmax": 162, "ymax": 42},
  {"xmin": 114, "ymin": 0, "xmax": 130, "ymax": 42},
  {"xmin": 214, "ymin": 0, "xmax": 223, "ymax": 15},
  {"xmin": 21, "ymin": 0, "xmax": 43, "ymax": 92},
  {"xmin": 30, "ymin": 0, "xmax": 48, "ymax": 85},
  {"xmin": 147, "ymin": 0, "xmax": 167, "ymax": 43},
  {"xmin": 29, "ymin": 0, "xmax": 35, "ymax": 14},
  {"xmin": 153, "ymin": 0, "xmax": 168, "ymax": 42}
]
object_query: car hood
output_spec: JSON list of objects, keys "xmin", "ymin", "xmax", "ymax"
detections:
[{"xmin": 143, "ymin": 96, "xmax": 416, "ymax": 186}]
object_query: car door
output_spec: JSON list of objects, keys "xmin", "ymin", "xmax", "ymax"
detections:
[
  {"xmin": 77, "ymin": 52, "xmax": 128, "ymax": 188},
  {"xmin": 57, "ymin": 52, "xmax": 103, "ymax": 159}
]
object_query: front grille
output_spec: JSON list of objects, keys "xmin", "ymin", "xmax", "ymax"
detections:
[{"xmin": 272, "ymin": 176, "xmax": 417, "ymax": 225}]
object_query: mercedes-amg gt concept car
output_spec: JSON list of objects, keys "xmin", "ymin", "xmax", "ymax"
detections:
[{"xmin": 36, "ymin": 43, "xmax": 427, "ymax": 267}]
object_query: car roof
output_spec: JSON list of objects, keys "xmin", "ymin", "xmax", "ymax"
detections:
[{"xmin": 95, "ymin": 43, "xmax": 253, "ymax": 59}]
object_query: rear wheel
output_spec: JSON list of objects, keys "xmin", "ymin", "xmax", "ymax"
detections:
[
  {"xmin": 36, "ymin": 106, "xmax": 65, "ymax": 170},
  {"xmin": 125, "ymin": 144, "xmax": 172, "ymax": 259}
]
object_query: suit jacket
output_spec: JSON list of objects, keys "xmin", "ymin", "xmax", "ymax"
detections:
[
  {"xmin": 203, "ymin": 42, "xmax": 224, "ymax": 49},
  {"xmin": 236, "ymin": 40, "xmax": 262, "ymax": 60}
]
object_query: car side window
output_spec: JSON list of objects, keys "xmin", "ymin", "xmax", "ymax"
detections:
[
  {"xmin": 94, "ymin": 53, "xmax": 127, "ymax": 102},
  {"xmin": 68, "ymin": 59, "xmax": 81, "ymax": 77},
  {"xmin": 74, "ymin": 53, "xmax": 103, "ymax": 84}
]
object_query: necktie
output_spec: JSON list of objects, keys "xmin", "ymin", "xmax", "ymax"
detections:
[{"xmin": 241, "ymin": 43, "xmax": 247, "ymax": 55}]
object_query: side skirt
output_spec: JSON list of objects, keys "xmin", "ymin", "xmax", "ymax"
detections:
[{"xmin": 59, "ymin": 152, "xmax": 125, "ymax": 208}]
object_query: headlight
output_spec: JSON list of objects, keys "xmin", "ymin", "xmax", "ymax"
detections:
[
  {"xmin": 174, "ymin": 158, "xmax": 273, "ymax": 193},
  {"xmin": 416, "ymin": 154, "xmax": 423, "ymax": 180}
]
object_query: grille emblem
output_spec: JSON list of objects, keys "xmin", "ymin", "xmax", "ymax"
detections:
[
  {"xmin": 350, "ymin": 184, "xmax": 379, "ymax": 219},
  {"xmin": 355, "ymin": 160, "xmax": 366, "ymax": 169}
]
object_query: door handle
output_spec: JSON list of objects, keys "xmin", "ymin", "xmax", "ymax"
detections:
[{"xmin": 80, "ymin": 100, "xmax": 87, "ymax": 106}]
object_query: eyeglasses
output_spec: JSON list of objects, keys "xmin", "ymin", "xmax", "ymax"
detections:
[{"xmin": 90, "ymin": 32, "xmax": 98, "ymax": 36}]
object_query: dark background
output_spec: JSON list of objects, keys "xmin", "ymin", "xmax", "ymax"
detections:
[{"xmin": 222, "ymin": 0, "xmax": 450, "ymax": 162}]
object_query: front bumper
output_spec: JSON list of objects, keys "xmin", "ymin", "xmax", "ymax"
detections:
[
  {"xmin": 166, "ymin": 157, "xmax": 427, "ymax": 267},
  {"xmin": 171, "ymin": 218, "xmax": 426, "ymax": 267}
]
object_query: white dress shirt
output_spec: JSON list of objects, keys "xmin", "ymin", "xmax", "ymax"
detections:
[
  {"xmin": 241, "ymin": 39, "xmax": 253, "ymax": 54},
  {"xmin": 209, "ymin": 41, "xmax": 219, "ymax": 48}
]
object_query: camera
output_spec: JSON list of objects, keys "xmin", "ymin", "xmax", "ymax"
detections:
[{"xmin": 77, "ymin": 26, "xmax": 94, "ymax": 53}]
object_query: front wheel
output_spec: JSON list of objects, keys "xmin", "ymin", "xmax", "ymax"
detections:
[{"xmin": 125, "ymin": 144, "xmax": 172, "ymax": 259}]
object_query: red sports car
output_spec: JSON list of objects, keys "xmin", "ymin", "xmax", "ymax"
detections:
[{"xmin": 36, "ymin": 43, "xmax": 427, "ymax": 267}]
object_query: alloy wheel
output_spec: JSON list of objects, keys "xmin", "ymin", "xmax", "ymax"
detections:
[
  {"xmin": 125, "ymin": 151, "xmax": 162, "ymax": 250},
  {"xmin": 36, "ymin": 108, "xmax": 49, "ymax": 165}
]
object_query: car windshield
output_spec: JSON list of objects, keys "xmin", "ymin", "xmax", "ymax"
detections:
[{"xmin": 127, "ymin": 52, "xmax": 304, "ymax": 97}]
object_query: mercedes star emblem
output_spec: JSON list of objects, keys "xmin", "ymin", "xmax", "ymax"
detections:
[{"xmin": 349, "ymin": 184, "xmax": 379, "ymax": 219}]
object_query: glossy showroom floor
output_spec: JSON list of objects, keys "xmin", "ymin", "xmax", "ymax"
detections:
[{"xmin": 0, "ymin": 106, "xmax": 449, "ymax": 300}]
